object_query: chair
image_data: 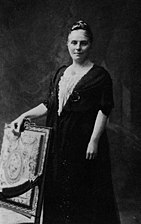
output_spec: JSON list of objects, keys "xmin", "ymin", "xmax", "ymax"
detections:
[{"xmin": 0, "ymin": 123, "xmax": 52, "ymax": 224}]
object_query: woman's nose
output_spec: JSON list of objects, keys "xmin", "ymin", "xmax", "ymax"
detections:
[{"xmin": 76, "ymin": 42, "xmax": 81, "ymax": 50}]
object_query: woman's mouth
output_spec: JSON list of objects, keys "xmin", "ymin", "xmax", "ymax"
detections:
[{"xmin": 74, "ymin": 52, "xmax": 82, "ymax": 55}]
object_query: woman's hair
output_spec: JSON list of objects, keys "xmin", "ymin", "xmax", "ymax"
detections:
[{"xmin": 69, "ymin": 20, "xmax": 93, "ymax": 43}]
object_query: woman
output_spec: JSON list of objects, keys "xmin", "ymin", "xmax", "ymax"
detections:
[{"xmin": 12, "ymin": 20, "xmax": 120, "ymax": 224}]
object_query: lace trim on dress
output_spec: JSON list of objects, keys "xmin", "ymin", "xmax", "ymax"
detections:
[{"xmin": 58, "ymin": 71, "xmax": 85, "ymax": 115}]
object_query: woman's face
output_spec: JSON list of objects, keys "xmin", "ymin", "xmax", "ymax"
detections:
[{"xmin": 67, "ymin": 29, "xmax": 91, "ymax": 63}]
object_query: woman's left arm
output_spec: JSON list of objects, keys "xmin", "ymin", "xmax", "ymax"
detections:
[{"xmin": 86, "ymin": 110, "xmax": 108, "ymax": 160}]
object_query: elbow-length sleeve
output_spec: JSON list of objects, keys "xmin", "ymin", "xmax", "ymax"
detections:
[{"xmin": 99, "ymin": 74, "xmax": 114, "ymax": 117}]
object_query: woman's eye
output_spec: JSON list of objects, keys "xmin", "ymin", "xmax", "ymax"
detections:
[
  {"xmin": 81, "ymin": 41, "xmax": 88, "ymax": 46},
  {"xmin": 71, "ymin": 41, "xmax": 77, "ymax": 45},
  {"xmin": 70, "ymin": 40, "xmax": 89, "ymax": 46}
]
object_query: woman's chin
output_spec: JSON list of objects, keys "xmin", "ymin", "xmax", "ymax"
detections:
[
  {"xmin": 72, "ymin": 55, "xmax": 83, "ymax": 61},
  {"xmin": 73, "ymin": 57, "xmax": 86, "ymax": 64}
]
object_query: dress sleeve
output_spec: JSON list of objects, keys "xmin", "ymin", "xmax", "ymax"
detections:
[
  {"xmin": 42, "ymin": 65, "xmax": 67, "ymax": 108},
  {"xmin": 42, "ymin": 77, "xmax": 53, "ymax": 108},
  {"xmin": 99, "ymin": 74, "xmax": 114, "ymax": 117}
]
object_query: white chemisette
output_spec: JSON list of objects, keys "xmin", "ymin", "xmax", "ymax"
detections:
[{"xmin": 58, "ymin": 70, "xmax": 85, "ymax": 116}]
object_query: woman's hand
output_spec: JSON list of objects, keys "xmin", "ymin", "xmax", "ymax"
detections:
[
  {"xmin": 10, "ymin": 104, "xmax": 47, "ymax": 136},
  {"xmin": 86, "ymin": 140, "xmax": 98, "ymax": 160}
]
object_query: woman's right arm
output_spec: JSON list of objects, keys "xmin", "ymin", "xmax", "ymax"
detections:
[{"xmin": 11, "ymin": 103, "xmax": 47, "ymax": 133}]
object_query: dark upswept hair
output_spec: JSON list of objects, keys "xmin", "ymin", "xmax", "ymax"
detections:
[{"xmin": 69, "ymin": 20, "xmax": 93, "ymax": 43}]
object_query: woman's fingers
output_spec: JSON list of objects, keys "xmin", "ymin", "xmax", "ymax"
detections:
[
  {"xmin": 86, "ymin": 141, "xmax": 98, "ymax": 160},
  {"xmin": 86, "ymin": 152, "xmax": 97, "ymax": 160}
]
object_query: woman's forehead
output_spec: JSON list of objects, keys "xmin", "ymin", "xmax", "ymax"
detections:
[{"xmin": 68, "ymin": 30, "xmax": 89, "ymax": 41}]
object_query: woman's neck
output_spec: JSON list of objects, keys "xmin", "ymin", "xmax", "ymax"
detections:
[{"xmin": 66, "ymin": 59, "xmax": 94, "ymax": 76}]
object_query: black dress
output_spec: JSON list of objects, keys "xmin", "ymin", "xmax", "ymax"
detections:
[{"xmin": 43, "ymin": 64, "xmax": 121, "ymax": 224}]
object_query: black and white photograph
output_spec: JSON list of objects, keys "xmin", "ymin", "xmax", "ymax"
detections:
[{"xmin": 0, "ymin": 0, "xmax": 140, "ymax": 223}]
